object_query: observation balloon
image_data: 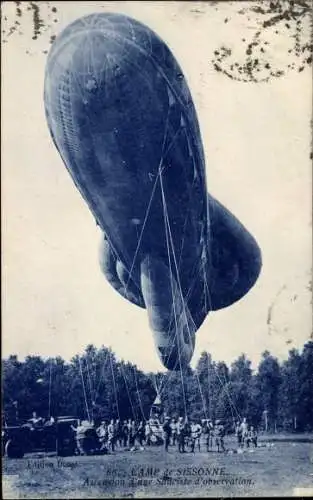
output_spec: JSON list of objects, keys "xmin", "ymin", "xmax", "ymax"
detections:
[{"xmin": 44, "ymin": 13, "xmax": 261, "ymax": 371}]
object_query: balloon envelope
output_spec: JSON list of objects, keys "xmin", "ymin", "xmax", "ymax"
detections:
[{"xmin": 44, "ymin": 13, "xmax": 261, "ymax": 371}]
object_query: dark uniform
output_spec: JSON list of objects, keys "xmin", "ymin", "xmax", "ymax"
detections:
[{"xmin": 163, "ymin": 419, "xmax": 172, "ymax": 452}]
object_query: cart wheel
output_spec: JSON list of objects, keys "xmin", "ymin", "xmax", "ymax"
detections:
[{"xmin": 5, "ymin": 439, "xmax": 24, "ymax": 458}]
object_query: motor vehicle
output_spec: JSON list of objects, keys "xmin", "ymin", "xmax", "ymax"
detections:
[{"xmin": 2, "ymin": 416, "xmax": 79, "ymax": 458}]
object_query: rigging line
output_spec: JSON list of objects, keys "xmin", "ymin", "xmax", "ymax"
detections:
[
  {"xmin": 206, "ymin": 354, "xmax": 212, "ymax": 420},
  {"xmin": 146, "ymin": 252, "xmax": 177, "ymax": 388},
  {"xmin": 178, "ymin": 254, "xmax": 204, "ymax": 313},
  {"xmin": 176, "ymin": 194, "xmax": 208, "ymax": 312},
  {"xmin": 48, "ymin": 358, "xmax": 53, "ymax": 418},
  {"xmin": 211, "ymin": 361, "xmax": 232, "ymax": 416},
  {"xmin": 202, "ymin": 256, "xmax": 214, "ymax": 315},
  {"xmin": 92, "ymin": 348, "xmax": 99, "ymax": 398},
  {"xmin": 133, "ymin": 365, "xmax": 146, "ymax": 422},
  {"xmin": 159, "ymin": 171, "xmax": 196, "ymax": 335},
  {"xmin": 223, "ymin": 388, "xmax": 239, "ymax": 422},
  {"xmin": 203, "ymin": 253, "xmax": 208, "ymax": 314},
  {"xmin": 108, "ymin": 349, "xmax": 120, "ymax": 420},
  {"xmin": 150, "ymin": 372, "xmax": 158, "ymax": 396},
  {"xmin": 153, "ymin": 372, "xmax": 167, "ymax": 403},
  {"xmin": 155, "ymin": 273, "xmax": 201, "ymax": 400},
  {"xmin": 176, "ymin": 308, "xmax": 187, "ymax": 420},
  {"xmin": 91, "ymin": 348, "xmax": 99, "ymax": 405},
  {"xmin": 176, "ymin": 195, "xmax": 195, "ymax": 274},
  {"xmin": 82, "ymin": 358, "xmax": 92, "ymax": 410},
  {"xmin": 122, "ymin": 166, "xmax": 162, "ymax": 297},
  {"xmin": 160, "ymin": 183, "xmax": 183, "ymax": 404},
  {"xmin": 146, "ymin": 252, "xmax": 173, "ymax": 386},
  {"xmin": 154, "ymin": 374, "xmax": 161, "ymax": 396},
  {"xmin": 144, "ymin": 252, "xmax": 175, "ymax": 400},
  {"xmin": 119, "ymin": 117, "xmax": 185, "ymax": 326},
  {"xmin": 159, "ymin": 175, "xmax": 186, "ymax": 382},
  {"xmin": 194, "ymin": 372, "xmax": 208, "ymax": 420},
  {"xmin": 220, "ymin": 381, "xmax": 238, "ymax": 423},
  {"xmin": 93, "ymin": 348, "xmax": 108, "ymax": 405},
  {"xmin": 227, "ymin": 391, "xmax": 236, "ymax": 424},
  {"xmin": 226, "ymin": 385, "xmax": 241, "ymax": 421},
  {"xmin": 161, "ymin": 116, "xmax": 184, "ymax": 162},
  {"xmin": 176, "ymin": 129, "xmax": 198, "ymax": 273},
  {"xmin": 159, "ymin": 171, "xmax": 187, "ymax": 418},
  {"xmin": 154, "ymin": 368, "xmax": 169, "ymax": 402},
  {"xmin": 213, "ymin": 365, "xmax": 241, "ymax": 421},
  {"xmin": 180, "ymin": 359, "xmax": 188, "ymax": 418},
  {"xmin": 200, "ymin": 195, "xmax": 214, "ymax": 315},
  {"xmin": 122, "ymin": 101, "xmax": 172, "ymax": 298},
  {"xmin": 216, "ymin": 374, "xmax": 236, "ymax": 424},
  {"xmin": 137, "ymin": 169, "xmax": 179, "ymax": 391},
  {"xmin": 162, "ymin": 203, "xmax": 180, "ymax": 371},
  {"xmin": 85, "ymin": 356, "xmax": 95, "ymax": 415},
  {"xmin": 122, "ymin": 105, "xmax": 184, "ymax": 301},
  {"xmin": 119, "ymin": 361, "xmax": 136, "ymax": 420},
  {"xmin": 156, "ymin": 370, "xmax": 168, "ymax": 402},
  {"xmin": 160, "ymin": 179, "xmax": 208, "ymax": 419},
  {"xmin": 154, "ymin": 262, "xmax": 200, "ymax": 378},
  {"xmin": 165, "ymin": 210, "xmax": 197, "ymax": 332},
  {"xmin": 205, "ymin": 354, "xmax": 238, "ymax": 422},
  {"xmin": 78, "ymin": 356, "xmax": 91, "ymax": 421},
  {"xmin": 160, "ymin": 124, "xmax": 183, "ymax": 164},
  {"xmin": 159, "ymin": 173, "xmax": 188, "ymax": 384},
  {"xmin": 207, "ymin": 342, "xmax": 242, "ymax": 420}
]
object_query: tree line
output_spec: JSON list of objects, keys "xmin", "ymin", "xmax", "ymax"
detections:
[{"xmin": 2, "ymin": 341, "xmax": 313, "ymax": 432}]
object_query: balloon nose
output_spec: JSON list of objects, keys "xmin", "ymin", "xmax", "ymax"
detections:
[{"xmin": 46, "ymin": 25, "xmax": 135, "ymax": 106}]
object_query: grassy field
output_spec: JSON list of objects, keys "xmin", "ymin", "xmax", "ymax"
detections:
[{"xmin": 2, "ymin": 434, "xmax": 313, "ymax": 498}]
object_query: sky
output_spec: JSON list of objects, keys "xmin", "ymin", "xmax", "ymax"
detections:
[{"xmin": 2, "ymin": 1, "xmax": 312, "ymax": 373}]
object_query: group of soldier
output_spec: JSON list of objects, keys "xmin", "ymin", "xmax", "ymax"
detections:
[
  {"xmin": 70, "ymin": 416, "xmax": 258, "ymax": 455},
  {"xmin": 71, "ymin": 418, "xmax": 151, "ymax": 455},
  {"xmin": 162, "ymin": 417, "xmax": 226, "ymax": 453},
  {"xmin": 235, "ymin": 417, "xmax": 258, "ymax": 449},
  {"xmin": 21, "ymin": 411, "xmax": 258, "ymax": 456}
]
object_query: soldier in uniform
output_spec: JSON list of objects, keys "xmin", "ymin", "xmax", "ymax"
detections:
[
  {"xmin": 122, "ymin": 420, "xmax": 129, "ymax": 448},
  {"xmin": 177, "ymin": 417, "xmax": 186, "ymax": 453},
  {"xmin": 107, "ymin": 419, "xmax": 115, "ymax": 452},
  {"xmin": 71, "ymin": 420, "xmax": 88, "ymax": 455},
  {"xmin": 170, "ymin": 418, "xmax": 177, "ymax": 446},
  {"xmin": 96, "ymin": 421, "xmax": 108, "ymax": 452},
  {"xmin": 190, "ymin": 420, "xmax": 202, "ymax": 452},
  {"xmin": 162, "ymin": 417, "xmax": 172, "ymax": 452},
  {"xmin": 235, "ymin": 420, "xmax": 243, "ymax": 448},
  {"xmin": 214, "ymin": 420, "xmax": 225, "ymax": 453},
  {"xmin": 136, "ymin": 421, "xmax": 145, "ymax": 447},
  {"xmin": 145, "ymin": 420, "xmax": 152, "ymax": 446},
  {"xmin": 246, "ymin": 426, "xmax": 258, "ymax": 448}
]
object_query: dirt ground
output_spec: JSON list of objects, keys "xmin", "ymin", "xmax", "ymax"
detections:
[{"xmin": 2, "ymin": 434, "xmax": 313, "ymax": 498}]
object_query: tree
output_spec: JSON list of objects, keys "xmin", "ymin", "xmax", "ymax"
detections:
[
  {"xmin": 2, "ymin": 355, "xmax": 24, "ymax": 422},
  {"xmin": 279, "ymin": 348, "xmax": 302, "ymax": 431},
  {"xmin": 215, "ymin": 354, "xmax": 257, "ymax": 426},
  {"xmin": 2, "ymin": 342, "xmax": 312, "ymax": 432},
  {"xmin": 196, "ymin": 352, "xmax": 227, "ymax": 421},
  {"xmin": 159, "ymin": 371, "xmax": 188, "ymax": 418},
  {"xmin": 230, "ymin": 354, "xmax": 253, "ymax": 385},
  {"xmin": 297, "ymin": 341, "xmax": 313, "ymax": 431},
  {"xmin": 256, "ymin": 351, "xmax": 282, "ymax": 431}
]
